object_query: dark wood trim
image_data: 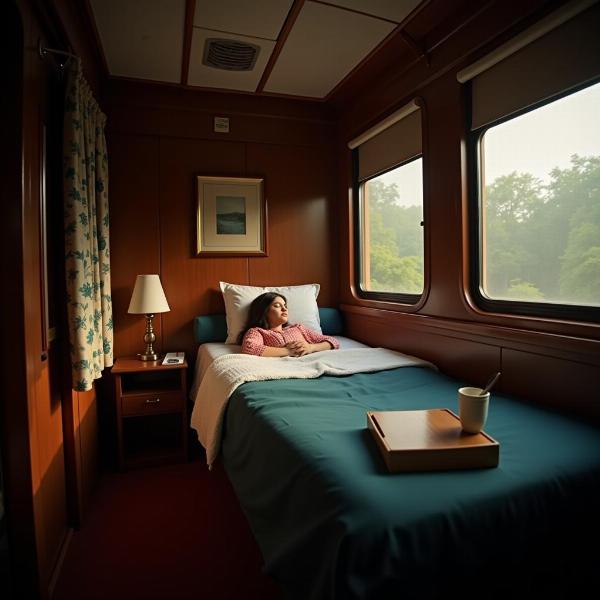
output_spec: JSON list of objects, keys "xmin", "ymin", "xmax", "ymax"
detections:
[
  {"xmin": 61, "ymin": 389, "xmax": 82, "ymax": 529},
  {"xmin": 47, "ymin": 528, "xmax": 73, "ymax": 597},
  {"xmin": 399, "ymin": 30, "xmax": 429, "ymax": 65},
  {"xmin": 107, "ymin": 73, "xmax": 329, "ymax": 105},
  {"xmin": 31, "ymin": 0, "xmax": 70, "ymax": 51},
  {"xmin": 328, "ymin": 0, "xmax": 502, "ymax": 110},
  {"xmin": 311, "ymin": 0, "xmax": 400, "ymax": 24},
  {"xmin": 39, "ymin": 123, "xmax": 49, "ymax": 357},
  {"xmin": 255, "ymin": 0, "xmax": 305, "ymax": 93},
  {"xmin": 251, "ymin": 88, "xmax": 327, "ymax": 103},
  {"xmin": 324, "ymin": 0, "xmax": 433, "ymax": 102},
  {"xmin": 81, "ymin": 0, "xmax": 110, "ymax": 81},
  {"xmin": 340, "ymin": 304, "xmax": 600, "ymax": 366},
  {"xmin": 426, "ymin": 0, "xmax": 495, "ymax": 54},
  {"xmin": 323, "ymin": 25, "xmax": 400, "ymax": 102},
  {"xmin": 0, "ymin": 2, "xmax": 43, "ymax": 597},
  {"xmin": 105, "ymin": 78, "xmax": 335, "ymax": 124},
  {"xmin": 30, "ymin": 0, "xmax": 109, "ymax": 98},
  {"xmin": 181, "ymin": 0, "xmax": 195, "ymax": 85},
  {"xmin": 107, "ymin": 75, "xmax": 332, "ymax": 104},
  {"xmin": 333, "ymin": 0, "xmax": 562, "ymax": 123},
  {"xmin": 182, "ymin": 80, "xmax": 327, "ymax": 103}
]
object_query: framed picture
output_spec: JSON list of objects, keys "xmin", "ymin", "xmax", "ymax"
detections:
[{"xmin": 196, "ymin": 176, "xmax": 267, "ymax": 257}]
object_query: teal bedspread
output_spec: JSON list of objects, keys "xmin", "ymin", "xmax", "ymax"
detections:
[{"xmin": 221, "ymin": 367, "xmax": 600, "ymax": 599}]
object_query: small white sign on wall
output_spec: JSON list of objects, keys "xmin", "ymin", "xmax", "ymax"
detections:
[{"xmin": 214, "ymin": 117, "xmax": 230, "ymax": 133}]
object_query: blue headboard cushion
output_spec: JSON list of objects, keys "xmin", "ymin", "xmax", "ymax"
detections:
[
  {"xmin": 193, "ymin": 314, "xmax": 228, "ymax": 344},
  {"xmin": 318, "ymin": 307, "xmax": 344, "ymax": 336},
  {"xmin": 193, "ymin": 307, "xmax": 344, "ymax": 344}
]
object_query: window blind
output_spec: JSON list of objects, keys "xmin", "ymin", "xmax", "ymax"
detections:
[
  {"xmin": 348, "ymin": 99, "xmax": 422, "ymax": 182},
  {"xmin": 457, "ymin": 0, "xmax": 600, "ymax": 130}
]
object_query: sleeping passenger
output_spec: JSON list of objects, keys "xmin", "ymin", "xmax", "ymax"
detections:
[{"xmin": 239, "ymin": 292, "xmax": 339, "ymax": 357}]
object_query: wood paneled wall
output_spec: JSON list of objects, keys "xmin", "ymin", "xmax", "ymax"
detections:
[
  {"xmin": 106, "ymin": 82, "xmax": 338, "ymax": 360},
  {"xmin": 0, "ymin": 2, "xmax": 106, "ymax": 597},
  {"xmin": 335, "ymin": 0, "xmax": 600, "ymax": 418},
  {"xmin": 0, "ymin": 3, "xmax": 39, "ymax": 597},
  {"xmin": 6, "ymin": 4, "xmax": 70, "ymax": 594}
]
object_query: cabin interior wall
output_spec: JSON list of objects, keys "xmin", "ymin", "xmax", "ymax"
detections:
[
  {"xmin": 335, "ymin": 0, "xmax": 600, "ymax": 418},
  {"xmin": 1, "ymin": 3, "xmax": 37, "ymax": 597},
  {"xmin": 105, "ymin": 83, "xmax": 339, "ymax": 361},
  {"xmin": 1, "ymin": 1, "xmax": 107, "ymax": 597},
  {"xmin": 4, "ymin": 0, "xmax": 599, "ymax": 595},
  {"xmin": 8, "ymin": 3, "xmax": 69, "ymax": 596}
]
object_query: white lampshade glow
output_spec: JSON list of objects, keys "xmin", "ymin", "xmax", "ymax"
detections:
[
  {"xmin": 128, "ymin": 274, "xmax": 170, "ymax": 314},
  {"xmin": 128, "ymin": 274, "xmax": 170, "ymax": 361}
]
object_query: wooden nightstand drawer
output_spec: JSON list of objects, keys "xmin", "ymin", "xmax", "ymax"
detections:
[
  {"xmin": 112, "ymin": 357, "xmax": 188, "ymax": 470},
  {"xmin": 121, "ymin": 391, "xmax": 183, "ymax": 417}
]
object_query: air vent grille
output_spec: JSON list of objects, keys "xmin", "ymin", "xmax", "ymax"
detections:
[{"xmin": 203, "ymin": 38, "xmax": 260, "ymax": 71}]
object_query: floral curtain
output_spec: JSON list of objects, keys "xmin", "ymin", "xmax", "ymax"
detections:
[{"xmin": 63, "ymin": 62, "xmax": 113, "ymax": 391}]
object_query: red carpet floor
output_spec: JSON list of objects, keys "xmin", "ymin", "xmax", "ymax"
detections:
[{"xmin": 53, "ymin": 460, "xmax": 284, "ymax": 599}]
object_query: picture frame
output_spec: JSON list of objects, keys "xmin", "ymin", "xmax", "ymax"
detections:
[{"xmin": 196, "ymin": 175, "xmax": 267, "ymax": 257}]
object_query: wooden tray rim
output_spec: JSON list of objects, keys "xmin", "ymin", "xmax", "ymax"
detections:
[{"xmin": 367, "ymin": 408, "xmax": 500, "ymax": 453}]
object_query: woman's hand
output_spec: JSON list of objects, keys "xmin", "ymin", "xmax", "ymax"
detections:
[
  {"xmin": 286, "ymin": 340, "xmax": 313, "ymax": 357},
  {"xmin": 286, "ymin": 340, "xmax": 334, "ymax": 357}
]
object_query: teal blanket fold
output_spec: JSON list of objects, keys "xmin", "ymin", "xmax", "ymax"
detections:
[{"xmin": 222, "ymin": 367, "xmax": 600, "ymax": 599}]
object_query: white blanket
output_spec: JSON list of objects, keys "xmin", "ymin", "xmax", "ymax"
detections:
[{"xmin": 190, "ymin": 347, "xmax": 433, "ymax": 468}]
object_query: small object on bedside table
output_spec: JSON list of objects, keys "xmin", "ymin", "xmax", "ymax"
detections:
[
  {"xmin": 112, "ymin": 357, "xmax": 188, "ymax": 470},
  {"xmin": 162, "ymin": 351, "xmax": 185, "ymax": 365}
]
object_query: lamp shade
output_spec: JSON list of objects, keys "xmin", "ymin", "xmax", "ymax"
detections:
[{"xmin": 127, "ymin": 274, "xmax": 170, "ymax": 314}]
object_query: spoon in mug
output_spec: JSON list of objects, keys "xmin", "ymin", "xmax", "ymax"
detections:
[{"xmin": 481, "ymin": 371, "xmax": 501, "ymax": 396}]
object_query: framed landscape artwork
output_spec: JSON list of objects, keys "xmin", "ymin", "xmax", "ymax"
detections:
[{"xmin": 196, "ymin": 176, "xmax": 267, "ymax": 256}]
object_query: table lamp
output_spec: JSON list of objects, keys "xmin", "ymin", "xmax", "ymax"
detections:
[{"xmin": 127, "ymin": 274, "xmax": 170, "ymax": 361}]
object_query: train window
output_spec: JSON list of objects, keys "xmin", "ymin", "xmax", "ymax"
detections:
[
  {"xmin": 358, "ymin": 158, "xmax": 424, "ymax": 298},
  {"xmin": 474, "ymin": 80, "xmax": 600, "ymax": 318},
  {"xmin": 460, "ymin": 0, "xmax": 600, "ymax": 321},
  {"xmin": 349, "ymin": 99, "xmax": 424, "ymax": 303}
]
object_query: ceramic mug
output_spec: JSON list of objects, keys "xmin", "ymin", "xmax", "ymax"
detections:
[{"xmin": 458, "ymin": 387, "xmax": 490, "ymax": 434}]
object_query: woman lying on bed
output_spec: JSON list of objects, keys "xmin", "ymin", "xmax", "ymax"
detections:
[{"xmin": 239, "ymin": 292, "xmax": 339, "ymax": 357}]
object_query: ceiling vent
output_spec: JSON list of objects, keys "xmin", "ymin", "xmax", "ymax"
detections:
[{"xmin": 202, "ymin": 38, "xmax": 260, "ymax": 71}]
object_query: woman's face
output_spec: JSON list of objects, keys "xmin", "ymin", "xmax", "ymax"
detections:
[{"xmin": 267, "ymin": 296, "xmax": 288, "ymax": 328}]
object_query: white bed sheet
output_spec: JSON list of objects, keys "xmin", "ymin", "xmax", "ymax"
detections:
[{"xmin": 190, "ymin": 336, "xmax": 369, "ymax": 402}]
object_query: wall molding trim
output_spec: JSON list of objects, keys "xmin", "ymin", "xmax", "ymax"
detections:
[{"xmin": 341, "ymin": 304, "xmax": 600, "ymax": 367}]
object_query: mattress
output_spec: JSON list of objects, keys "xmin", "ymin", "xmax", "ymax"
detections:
[{"xmin": 220, "ymin": 366, "xmax": 600, "ymax": 599}]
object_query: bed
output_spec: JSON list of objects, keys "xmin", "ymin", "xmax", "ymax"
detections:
[{"xmin": 190, "ymin": 310, "xmax": 600, "ymax": 599}]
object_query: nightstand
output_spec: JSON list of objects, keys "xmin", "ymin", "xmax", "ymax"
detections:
[{"xmin": 112, "ymin": 357, "xmax": 188, "ymax": 470}]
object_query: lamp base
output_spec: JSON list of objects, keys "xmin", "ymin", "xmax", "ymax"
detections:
[{"xmin": 137, "ymin": 313, "xmax": 159, "ymax": 361}]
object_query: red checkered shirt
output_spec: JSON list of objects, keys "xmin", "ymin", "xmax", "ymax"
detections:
[{"xmin": 241, "ymin": 324, "xmax": 340, "ymax": 356}]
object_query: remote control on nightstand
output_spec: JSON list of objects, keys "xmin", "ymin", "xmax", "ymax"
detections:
[{"xmin": 162, "ymin": 352, "xmax": 185, "ymax": 365}]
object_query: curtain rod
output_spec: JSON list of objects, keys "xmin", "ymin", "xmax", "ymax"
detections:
[{"xmin": 38, "ymin": 41, "xmax": 80, "ymax": 66}]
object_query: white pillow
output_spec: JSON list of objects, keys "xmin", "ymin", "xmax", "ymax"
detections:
[{"xmin": 220, "ymin": 282, "xmax": 322, "ymax": 344}]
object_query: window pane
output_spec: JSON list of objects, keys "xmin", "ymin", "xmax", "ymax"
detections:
[
  {"xmin": 480, "ymin": 81, "xmax": 600, "ymax": 307},
  {"xmin": 360, "ymin": 158, "xmax": 424, "ymax": 295}
]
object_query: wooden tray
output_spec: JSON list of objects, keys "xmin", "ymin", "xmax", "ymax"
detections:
[{"xmin": 367, "ymin": 408, "xmax": 499, "ymax": 472}]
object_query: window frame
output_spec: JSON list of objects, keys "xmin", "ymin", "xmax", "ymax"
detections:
[
  {"xmin": 467, "ymin": 78, "xmax": 600, "ymax": 323},
  {"xmin": 353, "ymin": 152, "xmax": 425, "ymax": 304}
]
